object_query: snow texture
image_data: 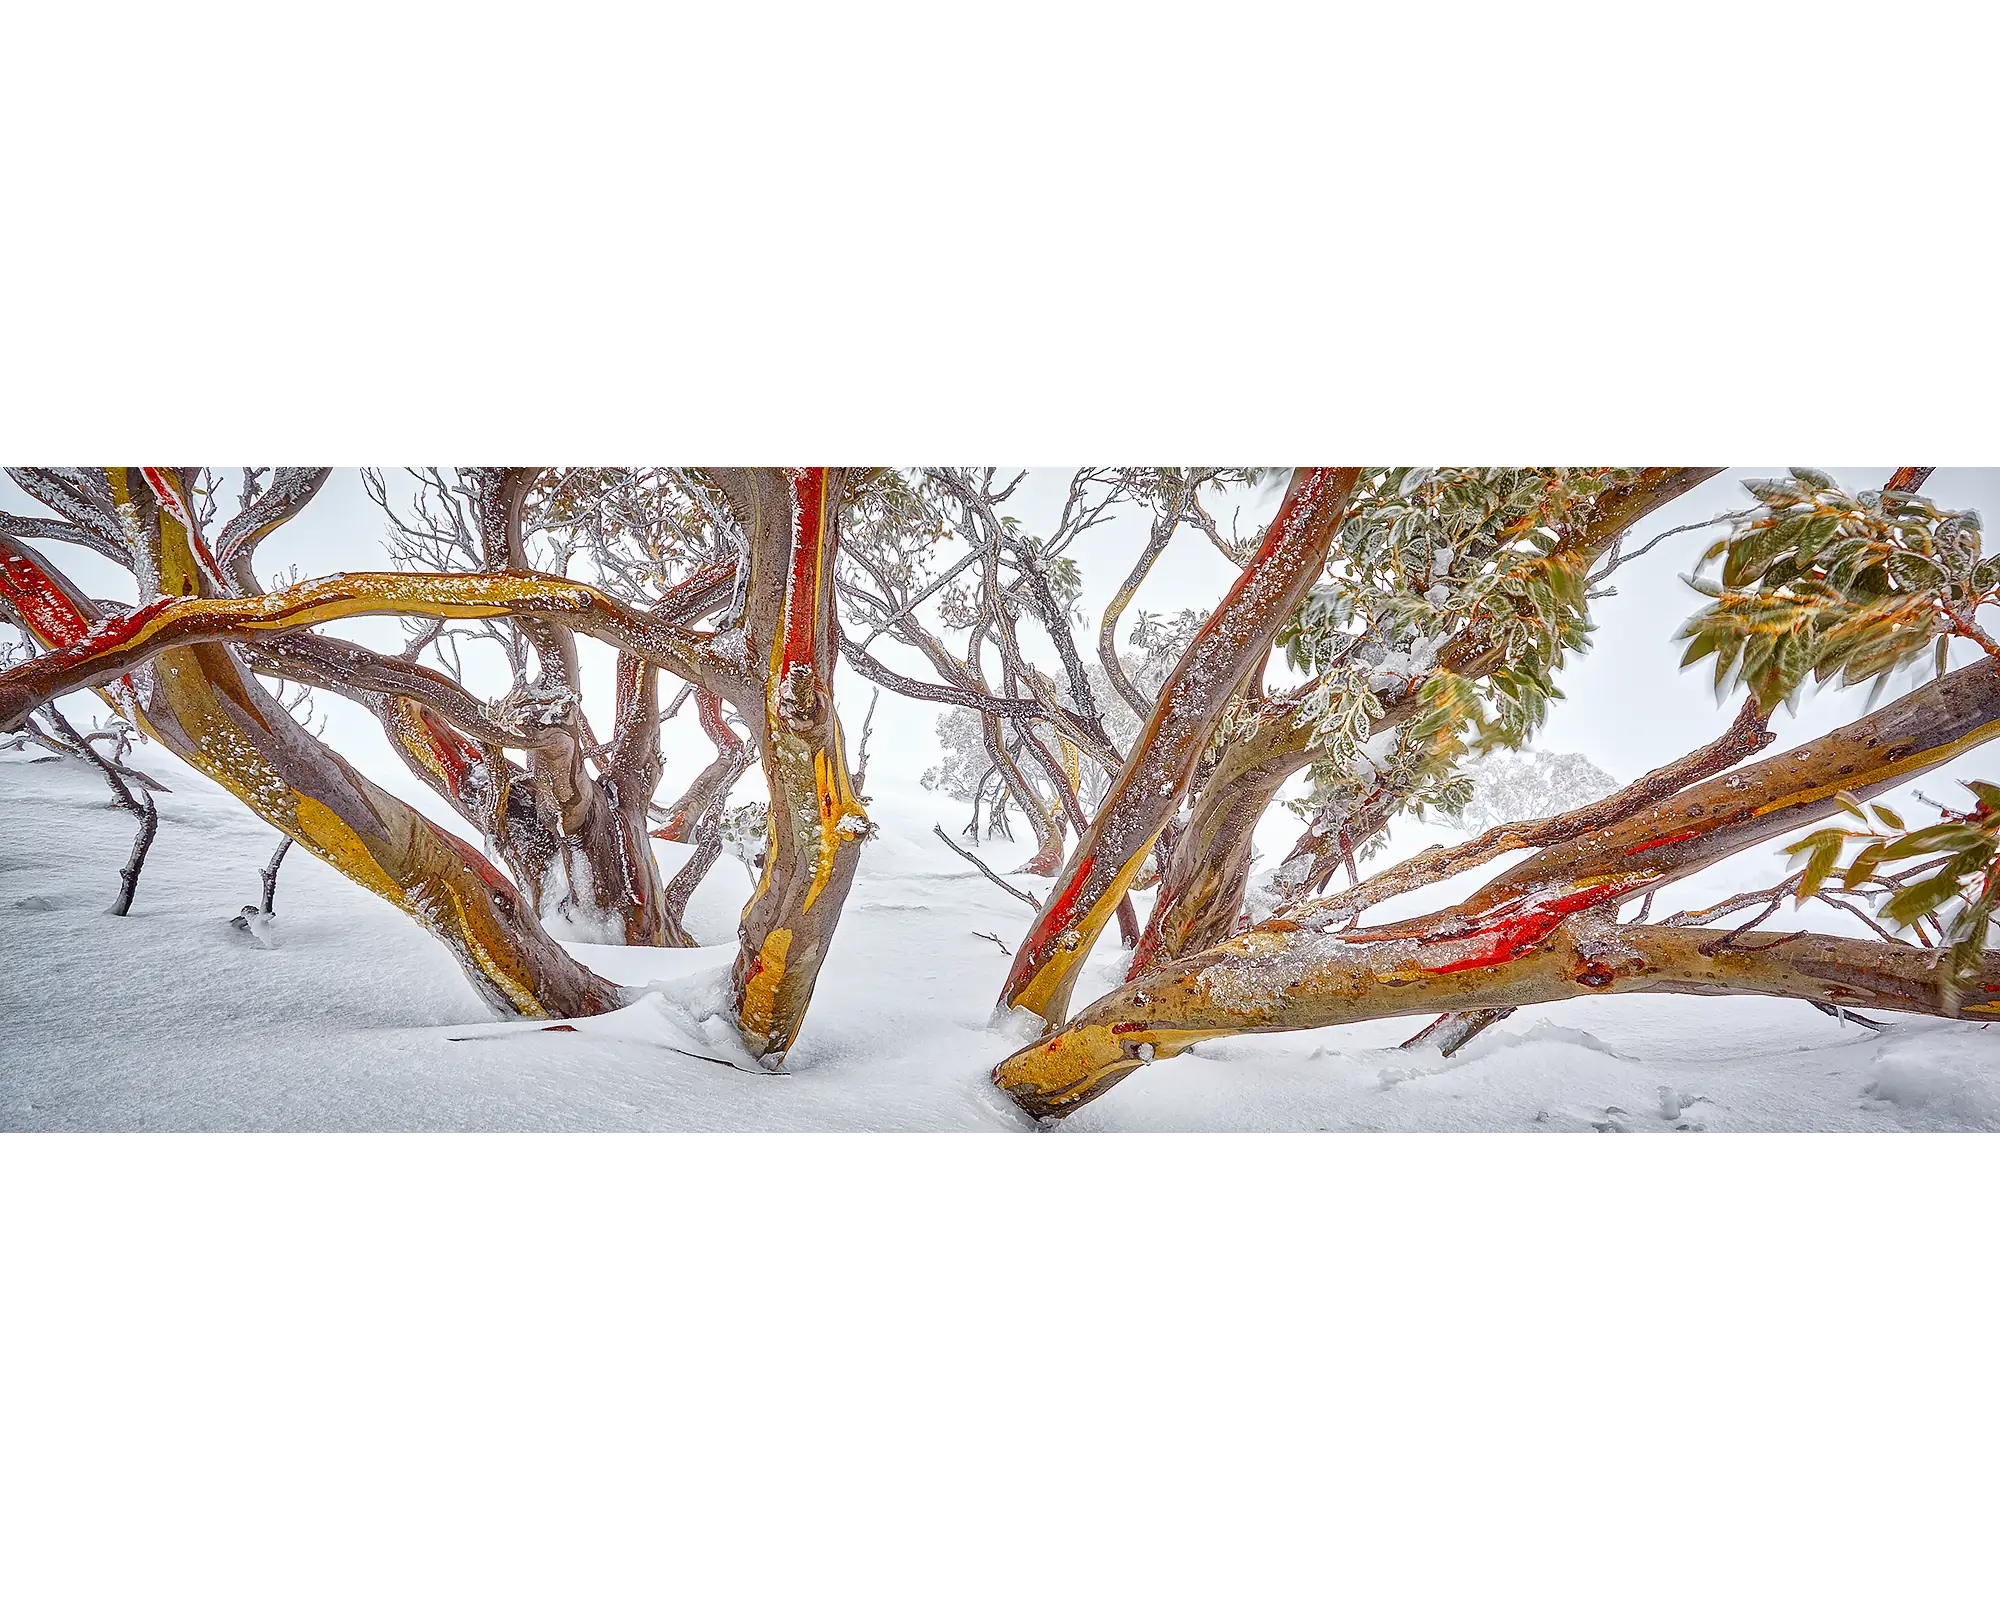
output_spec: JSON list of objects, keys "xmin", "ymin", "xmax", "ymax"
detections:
[{"xmin": 6, "ymin": 746, "xmax": 2000, "ymax": 1131}]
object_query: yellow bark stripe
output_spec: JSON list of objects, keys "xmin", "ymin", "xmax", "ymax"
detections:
[
  {"xmin": 1748, "ymin": 714, "xmax": 2000, "ymax": 821},
  {"xmin": 802, "ymin": 744, "xmax": 868, "ymax": 914},
  {"xmin": 1008, "ymin": 830, "xmax": 1161, "ymax": 1019},
  {"xmin": 740, "ymin": 927, "xmax": 793, "ymax": 1040},
  {"xmin": 108, "ymin": 571, "xmax": 598, "ymax": 659}
]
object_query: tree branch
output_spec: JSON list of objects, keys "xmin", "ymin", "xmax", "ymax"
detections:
[{"xmin": 933, "ymin": 825, "xmax": 1042, "ymax": 909}]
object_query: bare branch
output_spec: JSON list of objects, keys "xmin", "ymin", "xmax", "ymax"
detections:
[{"xmin": 932, "ymin": 825, "xmax": 1042, "ymax": 910}]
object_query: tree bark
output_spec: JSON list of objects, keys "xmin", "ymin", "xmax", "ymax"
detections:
[
  {"xmin": 999, "ymin": 467, "xmax": 1362, "ymax": 1024},
  {"xmin": 721, "ymin": 468, "xmax": 872, "ymax": 1063},
  {"xmin": 1129, "ymin": 468, "xmax": 1725, "ymax": 978},
  {"xmin": 996, "ymin": 654, "xmax": 2000, "ymax": 1119},
  {"xmin": 996, "ymin": 919, "xmax": 2000, "ymax": 1120}
]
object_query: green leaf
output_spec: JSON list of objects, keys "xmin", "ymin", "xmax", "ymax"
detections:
[
  {"xmin": 1886, "ymin": 870, "xmax": 1967, "ymax": 927},
  {"xmin": 1842, "ymin": 840, "xmax": 1887, "ymax": 891},
  {"xmin": 1797, "ymin": 838, "xmax": 1841, "ymax": 905}
]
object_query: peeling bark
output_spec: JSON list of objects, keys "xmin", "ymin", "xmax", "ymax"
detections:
[
  {"xmin": 997, "ymin": 655, "xmax": 2000, "ymax": 1119},
  {"xmin": 1, "ymin": 476, "xmax": 628, "ymax": 1019},
  {"xmin": 1128, "ymin": 469, "xmax": 1724, "ymax": 976},
  {"xmin": 1000, "ymin": 467, "xmax": 1362, "ymax": 1024},
  {"xmin": 722, "ymin": 468, "xmax": 872, "ymax": 1062}
]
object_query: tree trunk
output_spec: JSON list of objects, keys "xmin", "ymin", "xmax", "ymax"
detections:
[
  {"xmin": 996, "ymin": 655, "xmax": 2000, "ymax": 1119},
  {"xmin": 0, "ymin": 479, "xmax": 630, "ymax": 1019},
  {"xmin": 723, "ymin": 468, "xmax": 872, "ymax": 1063},
  {"xmin": 996, "ymin": 919, "xmax": 2000, "ymax": 1120},
  {"xmin": 1124, "ymin": 698, "xmax": 1313, "ymax": 976},
  {"xmin": 999, "ymin": 467, "xmax": 1362, "ymax": 1024}
]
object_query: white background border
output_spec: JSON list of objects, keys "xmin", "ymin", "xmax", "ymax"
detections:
[{"xmin": 6, "ymin": 2, "xmax": 1999, "ymax": 1593}]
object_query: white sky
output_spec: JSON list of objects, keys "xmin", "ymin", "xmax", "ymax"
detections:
[{"xmin": 9, "ymin": 467, "xmax": 2000, "ymax": 862}]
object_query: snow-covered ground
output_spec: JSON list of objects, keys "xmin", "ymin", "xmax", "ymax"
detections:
[{"xmin": 6, "ymin": 744, "xmax": 2000, "ymax": 1131}]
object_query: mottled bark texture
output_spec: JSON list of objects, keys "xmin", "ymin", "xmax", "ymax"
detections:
[
  {"xmin": 1, "ymin": 469, "xmax": 878, "ymax": 1051},
  {"xmin": 1000, "ymin": 920, "xmax": 2000, "ymax": 1120},
  {"xmin": 996, "ymin": 656, "xmax": 2000, "ymax": 1119},
  {"xmin": 1129, "ymin": 468, "xmax": 1724, "ymax": 978},
  {"xmin": 1317, "ymin": 695, "xmax": 1773, "ymax": 928},
  {"xmin": 0, "ymin": 478, "xmax": 628, "ymax": 1018},
  {"xmin": 999, "ymin": 468, "xmax": 1363, "ymax": 1024},
  {"xmin": 717, "ymin": 469, "xmax": 872, "ymax": 1062}
]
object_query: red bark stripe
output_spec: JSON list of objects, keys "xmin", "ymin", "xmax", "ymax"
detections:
[
  {"xmin": 695, "ymin": 687, "xmax": 738, "ymax": 750},
  {"xmin": 0, "ymin": 549, "xmax": 92, "ymax": 643},
  {"xmin": 0, "ymin": 547, "xmax": 143, "ymax": 705},
  {"xmin": 1015, "ymin": 849, "xmax": 1098, "ymax": 968},
  {"xmin": 1622, "ymin": 826, "xmax": 1704, "ymax": 855},
  {"xmin": 1417, "ymin": 882, "xmax": 1628, "ymax": 975},
  {"xmin": 417, "ymin": 707, "xmax": 481, "ymax": 798},
  {"xmin": 141, "ymin": 467, "xmax": 228, "ymax": 591},
  {"xmin": 783, "ymin": 468, "xmax": 827, "ymax": 673}
]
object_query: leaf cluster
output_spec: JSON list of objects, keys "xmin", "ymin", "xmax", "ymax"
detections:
[
  {"xmin": 1679, "ymin": 470, "xmax": 1991, "ymax": 709},
  {"xmin": 1278, "ymin": 467, "xmax": 1641, "ymax": 783},
  {"xmin": 1786, "ymin": 781, "xmax": 2000, "ymax": 1003}
]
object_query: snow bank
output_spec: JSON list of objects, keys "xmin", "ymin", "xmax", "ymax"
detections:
[{"xmin": 7, "ymin": 751, "xmax": 2000, "ymax": 1131}]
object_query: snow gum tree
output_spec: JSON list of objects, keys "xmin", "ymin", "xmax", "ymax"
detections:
[
  {"xmin": 12, "ymin": 465, "xmax": 2000, "ymax": 1121},
  {"xmin": 994, "ymin": 467, "xmax": 2000, "ymax": 1120},
  {"xmin": 0, "ymin": 467, "xmax": 869, "ymax": 1062}
]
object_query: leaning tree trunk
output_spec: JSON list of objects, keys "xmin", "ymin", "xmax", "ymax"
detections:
[
  {"xmin": 0, "ymin": 484, "xmax": 629, "ymax": 1018},
  {"xmin": 1130, "ymin": 468, "xmax": 1723, "ymax": 979},
  {"xmin": 0, "ymin": 469, "xmax": 880, "ymax": 1052},
  {"xmin": 999, "ymin": 918, "xmax": 2000, "ymax": 1119},
  {"xmin": 998, "ymin": 467, "xmax": 1362, "ymax": 1024},
  {"xmin": 1123, "ymin": 687, "xmax": 1324, "ymax": 977},
  {"xmin": 995, "ymin": 654, "xmax": 2000, "ymax": 1119}
]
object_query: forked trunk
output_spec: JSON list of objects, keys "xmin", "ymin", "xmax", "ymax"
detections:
[
  {"xmin": 999, "ymin": 467, "xmax": 1361, "ymax": 1024},
  {"xmin": 1131, "ymin": 468, "xmax": 1724, "ymax": 977},
  {"xmin": 997, "ymin": 656, "xmax": 2000, "ymax": 1119},
  {"xmin": 0, "ymin": 485, "xmax": 628, "ymax": 1018}
]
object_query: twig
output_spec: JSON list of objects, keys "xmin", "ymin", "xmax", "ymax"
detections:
[
  {"xmin": 853, "ymin": 685, "xmax": 882, "ymax": 793},
  {"xmin": 932, "ymin": 824, "xmax": 1041, "ymax": 909},
  {"xmin": 260, "ymin": 835, "xmax": 292, "ymax": 915},
  {"xmin": 1807, "ymin": 1000, "xmax": 1891, "ymax": 1031},
  {"xmin": 1400, "ymin": 1007, "xmax": 1514, "ymax": 1056},
  {"xmin": 1664, "ymin": 872, "xmax": 1803, "ymax": 930},
  {"xmin": 972, "ymin": 930, "xmax": 1014, "ymax": 954},
  {"xmin": 48, "ymin": 706, "xmax": 158, "ymax": 916},
  {"xmin": 1591, "ymin": 509, "xmax": 1736, "ymax": 581},
  {"xmin": 1697, "ymin": 895, "xmax": 1787, "ymax": 954}
]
